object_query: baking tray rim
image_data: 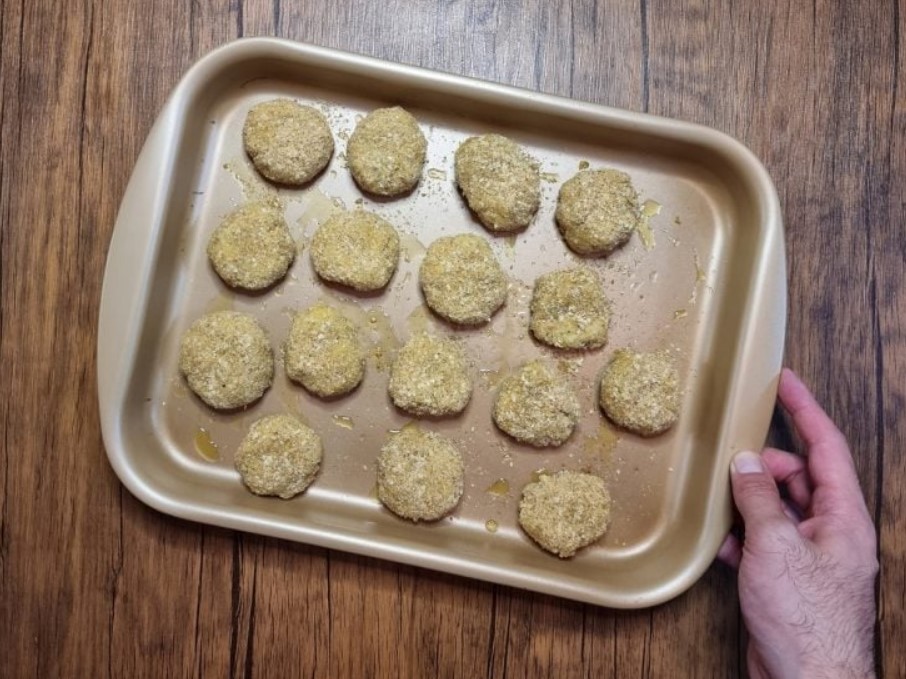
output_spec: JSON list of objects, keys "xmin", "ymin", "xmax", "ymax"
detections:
[{"xmin": 98, "ymin": 37, "xmax": 787, "ymax": 609}]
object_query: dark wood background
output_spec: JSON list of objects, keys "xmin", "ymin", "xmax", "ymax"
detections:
[{"xmin": 1, "ymin": 0, "xmax": 903, "ymax": 676}]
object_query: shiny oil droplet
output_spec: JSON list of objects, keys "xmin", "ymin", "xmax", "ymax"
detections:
[
  {"xmin": 399, "ymin": 232, "xmax": 426, "ymax": 263},
  {"xmin": 530, "ymin": 469, "xmax": 549, "ymax": 483},
  {"xmin": 485, "ymin": 519, "xmax": 499, "ymax": 533},
  {"xmin": 486, "ymin": 479, "xmax": 510, "ymax": 496},
  {"xmin": 637, "ymin": 200, "xmax": 660, "ymax": 251},
  {"xmin": 694, "ymin": 254, "xmax": 707, "ymax": 283},
  {"xmin": 427, "ymin": 167, "xmax": 447, "ymax": 180},
  {"xmin": 641, "ymin": 199, "xmax": 662, "ymax": 217},
  {"xmin": 583, "ymin": 423, "xmax": 619, "ymax": 459},
  {"xmin": 332, "ymin": 415, "xmax": 354, "ymax": 430},
  {"xmin": 204, "ymin": 293, "xmax": 234, "ymax": 314},
  {"xmin": 674, "ymin": 309, "xmax": 688, "ymax": 319},
  {"xmin": 194, "ymin": 429, "xmax": 220, "ymax": 462},
  {"xmin": 298, "ymin": 189, "xmax": 341, "ymax": 228}
]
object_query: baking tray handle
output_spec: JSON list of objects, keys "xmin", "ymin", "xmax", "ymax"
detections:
[{"xmin": 98, "ymin": 99, "xmax": 183, "ymax": 460}]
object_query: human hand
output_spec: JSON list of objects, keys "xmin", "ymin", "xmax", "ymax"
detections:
[{"xmin": 718, "ymin": 369, "xmax": 878, "ymax": 679}]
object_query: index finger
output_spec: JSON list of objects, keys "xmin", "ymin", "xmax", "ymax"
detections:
[{"xmin": 777, "ymin": 369, "xmax": 866, "ymax": 510}]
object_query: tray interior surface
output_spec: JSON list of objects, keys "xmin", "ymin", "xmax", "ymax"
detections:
[{"xmin": 107, "ymin": 44, "xmax": 779, "ymax": 607}]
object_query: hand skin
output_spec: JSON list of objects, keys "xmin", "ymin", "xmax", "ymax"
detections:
[{"xmin": 718, "ymin": 369, "xmax": 878, "ymax": 679}]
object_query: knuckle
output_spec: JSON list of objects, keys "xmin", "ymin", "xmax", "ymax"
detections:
[{"xmin": 734, "ymin": 475, "xmax": 778, "ymax": 499}]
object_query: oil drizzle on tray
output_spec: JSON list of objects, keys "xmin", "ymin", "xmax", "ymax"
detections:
[
  {"xmin": 194, "ymin": 428, "xmax": 220, "ymax": 462},
  {"xmin": 485, "ymin": 519, "xmax": 499, "ymax": 533},
  {"xmin": 637, "ymin": 200, "xmax": 661, "ymax": 251},
  {"xmin": 478, "ymin": 367, "xmax": 506, "ymax": 389},
  {"xmin": 224, "ymin": 158, "xmax": 278, "ymax": 203},
  {"xmin": 297, "ymin": 189, "xmax": 343, "ymax": 230},
  {"xmin": 486, "ymin": 478, "xmax": 510, "ymax": 496},
  {"xmin": 583, "ymin": 423, "xmax": 619, "ymax": 463},
  {"xmin": 399, "ymin": 232, "xmax": 426, "ymax": 263},
  {"xmin": 530, "ymin": 468, "xmax": 550, "ymax": 483},
  {"xmin": 332, "ymin": 415, "xmax": 354, "ymax": 430}
]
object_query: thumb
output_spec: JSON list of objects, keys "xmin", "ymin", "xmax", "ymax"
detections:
[{"xmin": 730, "ymin": 450, "xmax": 790, "ymax": 531}]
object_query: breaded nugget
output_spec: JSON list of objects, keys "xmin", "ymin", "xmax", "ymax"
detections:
[
  {"xmin": 599, "ymin": 349, "xmax": 680, "ymax": 436},
  {"xmin": 530, "ymin": 268, "xmax": 610, "ymax": 349},
  {"xmin": 347, "ymin": 106, "xmax": 427, "ymax": 196},
  {"xmin": 376, "ymin": 426, "xmax": 464, "ymax": 521},
  {"xmin": 419, "ymin": 233, "xmax": 507, "ymax": 325},
  {"xmin": 310, "ymin": 210, "xmax": 400, "ymax": 291},
  {"xmin": 556, "ymin": 169, "xmax": 640, "ymax": 255},
  {"xmin": 454, "ymin": 134, "xmax": 540, "ymax": 232},
  {"xmin": 243, "ymin": 99, "xmax": 334, "ymax": 185},
  {"xmin": 235, "ymin": 414, "xmax": 323, "ymax": 499},
  {"xmin": 284, "ymin": 304, "xmax": 365, "ymax": 398},
  {"xmin": 518, "ymin": 471, "xmax": 612, "ymax": 558},
  {"xmin": 178, "ymin": 311, "xmax": 274, "ymax": 410},
  {"xmin": 389, "ymin": 333, "xmax": 472, "ymax": 416},
  {"xmin": 493, "ymin": 360, "xmax": 580, "ymax": 447},
  {"xmin": 207, "ymin": 201, "xmax": 295, "ymax": 290}
]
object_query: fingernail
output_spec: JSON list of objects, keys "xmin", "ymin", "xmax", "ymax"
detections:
[{"xmin": 732, "ymin": 450, "xmax": 763, "ymax": 474}]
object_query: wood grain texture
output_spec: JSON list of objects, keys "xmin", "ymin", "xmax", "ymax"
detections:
[{"xmin": 0, "ymin": 0, "xmax": 901, "ymax": 677}]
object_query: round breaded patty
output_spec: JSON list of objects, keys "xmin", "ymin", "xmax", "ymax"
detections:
[
  {"xmin": 207, "ymin": 201, "xmax": 295, "ymax": 290},
  {"xmin": 493, "ymin": 360, "xmax": 581, "ymax": 447},
  {"xmin": 518, "ymin": 471, "xmax": 612, "ymax": 558},
  {"xmin": 284, "ymin": 304, "xmax": 365, "ymax": 398},
  {"xmin": 599, "ymin": 349, "xmax": 680, "ymax": 436},
  {"xmin": 389, "ymin": 333, "xmax": 472, "ymax": 416},
  {"xmin": 243, "ymin": 99, "xmax": 334, "ymax": 185},
  {"xmin": 419, "ymin": 234, "xmax": 507, "ymax": 325},
  {"xmin": 347, "ymin": 107, "xmax": 427, "ymax": 196},
  {"xmin": 235, "ymin": 414, "xmax": 323, "ymax": 499},
  {"xmin": 454, "ymin": 134, "xmax": 540, "ymax": 232},
  {"xmin": 178, "ymin": 311, "xmax": 274, "ymax": 410},
  {"xmin": 530, "ymin": 268, "xmax": 610, "ymax": 349},
  {"xmin": 376, "ymin": 426, "xmax": 464, "ymax": 521},
  {"xmin": 310, "ymin": 210, "xmax": 400, "ymax": 291},
  {"xmin": 556, "ymin": 169, "xmax": 640, "ymax": 255}
]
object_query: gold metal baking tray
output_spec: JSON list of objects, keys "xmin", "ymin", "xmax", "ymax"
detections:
[{"xmin": 98, "ymin": 38, "xmax": 786, "ymax": 608}]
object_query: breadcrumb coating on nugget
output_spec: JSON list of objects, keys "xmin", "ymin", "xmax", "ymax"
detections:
[
  {"xmin": 235, "ymin": 414, "xmax": 323, "ymax": 499},
  {"xmin": 455, "ymin": 134, "xmax": 540, "ymax": 232}
]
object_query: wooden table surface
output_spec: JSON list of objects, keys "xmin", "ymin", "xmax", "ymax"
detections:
[{"xmin": 1, "ymin": 0, "xmax": 903, "ymax": 677}]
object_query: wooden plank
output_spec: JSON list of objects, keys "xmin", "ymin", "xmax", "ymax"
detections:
[
  {"xmin": 878, "ymin": 1, "xmax": 906, "ymax": 675},
  {"xmin": 325, "ymin": 553, "xmax": 405, "ymax": 679},
  {"xmin": 0, "ymin": 1, "xmax": 125, "ymax": 675}
]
